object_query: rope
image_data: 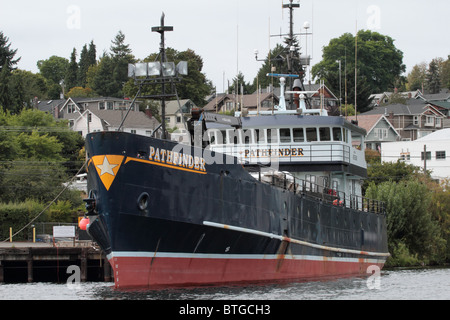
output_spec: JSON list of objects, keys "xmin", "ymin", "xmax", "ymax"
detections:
[{"xmin": 2, "ymin": 158, "xmax": 89, "ymax": 242}]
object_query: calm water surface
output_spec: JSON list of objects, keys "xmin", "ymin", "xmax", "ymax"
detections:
[{"xmin": 1, "ymin": 268, "xmax": 449, "ymax": 300}]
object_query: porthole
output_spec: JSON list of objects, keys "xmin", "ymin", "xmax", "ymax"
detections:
[{"xmin": 137, "ymin": 192, "xmax": 150, "ymax": 211}]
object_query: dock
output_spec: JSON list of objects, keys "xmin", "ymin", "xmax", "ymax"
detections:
[{"xmin": 0, "ymin": 242, "xmax": 113, "ymax": 284}]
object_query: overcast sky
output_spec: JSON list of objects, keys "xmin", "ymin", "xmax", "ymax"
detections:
[{"xmin": 1, "ymin": 0, "xmax": 449, "ymax": 93}]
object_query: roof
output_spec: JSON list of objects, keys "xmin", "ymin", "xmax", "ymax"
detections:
[
  {"xmin": 362, "ymin": 99, "xmax": 438, "ymax": 116},
  {"xmin": 416, "ymin": 128, "xmax": 450, "ymax": 141},
  {"xmin": 203, "ymin": 93, "xmax": 279, "ymax": 111},
  {"xmin": 207, "ymin": 114, "xmax": 366, "ymax": 135},
  {"xmin": 347, "ymin": 114, "xmax": 400, "ymax": 138},
  {"xmin": 164, "ymin": 99, "xmax": 196, "ymax": 114},
  {"xmin": 78, "ymin": 108, "xmax": 160, "ymax": 129},
  {"xmin": 36, "ymin": 99, "xmax": 65, "ymax": 113}
]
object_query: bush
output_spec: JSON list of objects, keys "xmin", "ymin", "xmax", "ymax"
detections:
[{"xmin": 0, "ymin": 200, "xmax": 44, "ymax": 241}]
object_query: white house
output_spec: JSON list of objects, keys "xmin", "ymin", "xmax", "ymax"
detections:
[
  {"xmin": 73, "ymin": 108, "xmax": 160, "ymax": 138},
  {"xmin": 381, "ymin": 129, "xmax": 450, "ymax": 182}
]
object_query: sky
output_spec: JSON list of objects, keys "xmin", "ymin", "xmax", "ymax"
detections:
[{"xmin": 0, "ymin": 0, "xmax": 449, "ymax": 93}]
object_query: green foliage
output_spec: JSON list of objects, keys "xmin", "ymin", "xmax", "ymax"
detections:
[
  {"xmin": 0, "ymin": 200, "xmax": 44, "ymax": 241},
  {"xmin": 123, "ymin": 47, "xmax": 212, "ymax": 107},
  {"xmin": 0, "ymin": 109, "xmax": 84, "ymax": 233},
  {"xmin": 311, "ymin": 30, "xmax": 405, "ymax": 113},
  {"xmin": 366, "ymin": 178, "xmax": 447, "ymax": 266},
  {"xmin": 253, "ymin": 44, "xmax": 287, "ymax": 90},
  {"xmin": 65, "ymin": 48, "xmax": 78, "ymax": 91}
]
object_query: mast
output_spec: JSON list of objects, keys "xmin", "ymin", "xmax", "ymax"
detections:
[
  {"xmin": 282, "ymin": 0, "xmax": 300, "ymax": 103},
  {"xmin": 152, "ymin": 13, "xmax": 173, "ymax": 140}
]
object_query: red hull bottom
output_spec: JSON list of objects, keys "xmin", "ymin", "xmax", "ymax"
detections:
[{"xmin": 108, "ymin": 255, "xmax": 386, "ymax": 289}]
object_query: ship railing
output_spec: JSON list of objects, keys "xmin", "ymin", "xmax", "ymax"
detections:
[{"xmin": 254, "ymin": 170, "xmax": 386, "ymax": 215}]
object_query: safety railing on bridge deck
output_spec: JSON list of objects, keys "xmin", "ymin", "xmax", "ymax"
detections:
[{"xmin": 253, "ymin": 170, "xmax": 386, "ymax": 216}]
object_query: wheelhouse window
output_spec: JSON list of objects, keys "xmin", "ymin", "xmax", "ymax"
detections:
[
  {"xmin": 280, "ymin": 128, "xmax": 291, "ymax": 143},
  {"xmin": 332, "ymin": 127, "xmax": 342, "ymax": 141},
  {"xmin": 293, "ymin": 128, "xmax": 304, "ymax": 142},
  {"xmin": 306, "ymin": 128, "xmax": 318, "ymax": 142},
  {"xmin": 266, "ymin": 129, "xmax": 278, "ymax": 144},
  {"xmin": 319, "ymin": 127, "xmax": 331, "ymax": 141}
]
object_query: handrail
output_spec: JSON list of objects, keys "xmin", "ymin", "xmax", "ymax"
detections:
[{"xmin": 254, "ymin": 169, "xmax": 386, "ymax": 216}]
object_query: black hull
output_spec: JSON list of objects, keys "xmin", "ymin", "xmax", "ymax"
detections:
[{"xmin": 85, "ymin": 132, "xmax": 389, "ymax": 288}]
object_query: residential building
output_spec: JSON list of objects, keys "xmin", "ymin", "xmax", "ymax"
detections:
[
  {"xmin": 37, "ymin": 97, "xmax": 160, "ymax": 138},
  {"xmin": 162, "ymin": 99, "xmax": 197, "ymax": 130},
  {"xmin": 347, "ymin": 114, "xmax": 401, "ymax": 151},
  {"xmin": 361, "ymin": 99, "xmax": 446, "ymax": 141},
  {"xmin": 381, "ymin": 129, "xmax": 450, "ymax": 182},
  {"xmin": 202, "ymin": 92, "xmax": 279, "ymax": 113}
]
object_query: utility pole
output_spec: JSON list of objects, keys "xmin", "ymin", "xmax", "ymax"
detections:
[{"xmin": 423, "ymin": 145, "xmax": 427, "ymax": 172}]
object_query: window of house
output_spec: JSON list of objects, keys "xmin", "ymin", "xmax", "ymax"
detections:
[
  {"xmin": 421, "ymin": 152, "xmax": 431, "ymax": 161},
  {"xmin": 67, "ymin": 104, "xmax": 76, "ymax": 113},
  {"xmin": 131, "ymin": 130, "xmax": 136, "ymax": 134},
  {"xmin": 107, "ymin": 102, "xmax": 113, "ymax": 110},
  {"xmin": 413, "ymin": 116, "xmax": 419, "ymax": 126},
  {"xmin": 375, "ymin": 128, "xmax": 388, "ymax": 140},
  {"xmin": 280, "ymin": 128, "xmax": 291, "ymax": 143},
  {"xmin": 425, "ymin": 116, "xmax": 434, "ymax": 126},
  {"xmin": 99, "ymin": 102, "xmax": 105, "ymax": 110},
  {"xmin": 436, "ymin": 118, "xmax": 442, "ymax": 127},
  {"xmin": 436, "ymin": 151, "xmax": 446, "ymax": 160},
  {"xmin": 293, "ymin": 128, "xmax": 304, "ymax": 142}
]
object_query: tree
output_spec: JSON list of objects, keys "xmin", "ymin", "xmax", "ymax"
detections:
[
  {"xmin": 406, "ymin": 62, "xmax": 427, "ymax": 92},
  {"xmin": 253, "ymin": 44, "xmax": 290, "ymax": 90},
  {"xmin": 426, "ymin": 58, "xmax": 442, "ymax": 94},
  {"xmin": 124, "ymin": 47, "xmax": 212, "ymax": 106},
  {"xmin": 366, "ymin": 179, "xmax": 445, "ymax": 266},
  {"xmin": 77, "ymin": 41, "xmax": 97, "ymax": 88},
  {"xmin": 441, "ymin": 56, "xmax": 450, "ymax": 90},
  {"xmin": 110, "ymin": 31, "xmax": 132, "ymax": 60},
  {"xmin": 0, "ymin": 32, "xmax": 21, "ymax": 111},
  {"xmin": 0, "ymin": 31, "xmax": 20, "ymax": 70},
  {"xmin": 37, "ymin": 56, "xmax": 69, "ymax": 85},
  {"xmin": 0, "ymin": 109, "xmax": 84, "ymax": 204},
  {"xmin": 65, "ymin": 48, "xmax": 78, "ymax": 92},
  {"xmin": 90, "ymin": 54, "xmax": 121, "ymax": 97},
  {"xmin": 228, "ymin": 72, "xmax": 254, "ymax": 96},
  {"xmin": 312, "ymin": 30, "xmax": 405, "ymax": 113}
]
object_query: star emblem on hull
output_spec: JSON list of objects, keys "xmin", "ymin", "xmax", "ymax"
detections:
[{"xmin": 91, "ymin": 155, "xmax": 124, "ymax": 191}]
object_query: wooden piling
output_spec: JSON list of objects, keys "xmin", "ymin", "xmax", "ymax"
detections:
[{"xmin": 0, "ymin": 243, "xmax": 112, "ymax": 284}]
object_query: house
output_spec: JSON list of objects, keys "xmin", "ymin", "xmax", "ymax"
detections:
[
  {"xmin": 369, "ymin": 90, "xmax": 422, "ymax": 107},
  {"xmin": 202, "ymin": 92, "xmax": 279, "ymax": 113},
  {"xmin": 361, "ymin": 99, "xmax": 446, "ymax": 141},
  {"xmin": 38, "ymin": 97, "xmax": 160, "ymax": 138},
  {"xmin": 347, "ymin": 114, "xmax": 401, "ymax": 151},
  {"xmin": 381, "ymin": 128, "xmax": 450, "ymax": 182},
  {"xmin": 303, "ymin": 83, "xmax": 340, "ymax": 111},
  {"xmin": 72, "ymin": 107, "xmax": 160, "ymax": 137},
  {"xmin": 36, "ymin": 99, "xmax": 65, "ymax": 117},
  {"xmin": 162, "ymin": 99, "xmax": 197, "ymax": 130}
]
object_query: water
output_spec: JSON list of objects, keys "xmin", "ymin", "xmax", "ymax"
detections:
[{"xmin": 1, "ymin": 267, "xmax": 449, "ymax": 301}]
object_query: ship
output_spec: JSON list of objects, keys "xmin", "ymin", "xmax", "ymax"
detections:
[{"xmin": 82, "ymin": 3, "xmax": 389, "ymax": 289}]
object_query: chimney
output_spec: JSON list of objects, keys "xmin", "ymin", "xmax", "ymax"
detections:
[
  {"xmin": 145, "ymin": 106, "xmax": 152, "ymax": 118},
  {"xmin": 389, "ymin": 111, "xmax": 394, "ymax": 120}
]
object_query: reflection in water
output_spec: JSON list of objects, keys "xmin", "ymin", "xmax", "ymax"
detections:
[{"xmin": 1, "ymin": 268, "xmax": 449, "ymax": 300}]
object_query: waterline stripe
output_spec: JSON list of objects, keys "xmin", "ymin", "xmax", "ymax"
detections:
[
  {"xmin": 203, "ymin": 221, "xmax": 390, "ymax": 258},
  {"xmin": 106, "ymin": 251, "xmax": 385, "ymax": 265}
]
